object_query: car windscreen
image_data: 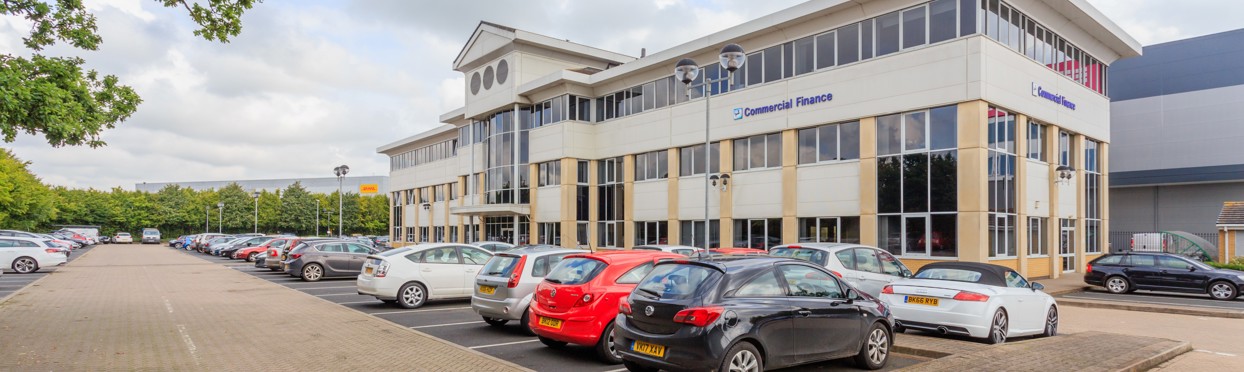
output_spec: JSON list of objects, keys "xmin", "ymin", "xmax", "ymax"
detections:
[
  {"xmin": 376, "ymin": 247, "xmax": 412, "ymax": 257},
  {"xmin": 913, "ymin": 268, "xmax": 983, "ymax": 283},
  {"xmin": 544, "ymin": 257, "xmax": 606, "ymax": 285},
  {"xmin": 482, "ymin": 255, "xmax": 521, "ymax": 277},
  {"xmin": 635, "ymin": 264, "xmax": 717, "ymax": 300},
  {"xmin": 769, "ymin": 248, "xmax": 829, "ymax": 266},
  {"xmin": 143, "ymin": 231, "xmax": 159, "ymax": 236}
]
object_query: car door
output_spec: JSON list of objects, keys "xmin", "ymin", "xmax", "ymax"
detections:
[
  {"xmin": 848, "ymin": 248, "xmax": 887, "ymax": 296},
  {"xmin": 780, "ymin": 264, "xmax": 863, "ymax": 362},
  {"xmin": 1003, "ymin": 270, "xmax": 1044, "ymax": 332},
  {"xmin": 417, "ymin": 247, "xmax": 466, "ymax": 297},
  {"xmin": 726, "ymin": 267, "xmax": 800, "ymax": 367},
  {"xmin": 320, "ymin": 243, "xmax": 352, "ymax": 276},
  {"xmin": 458, "ymin": 246, "xmax": 491, "ymax": 293},
  {"xmin": 1156, "ymin": 256, "xmax": 1208, "ymax": 292},
  {"xmin": 345, "ymin": 243, "xmax": 373, "ymax": 272},
  {"xmin": 875, "ymin": 250, "xmax": 912, "ymax": 287},
  {"xmin": 1123, "ymin": 255, "xmax": 1163, "ymax": 289},
  {"xmin": 0, "ymin": 238, "xmax": 19, "ymax": 268}
]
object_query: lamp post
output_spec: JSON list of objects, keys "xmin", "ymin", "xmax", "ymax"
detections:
[
  {"xmin": 316, "ymin": 200, "xmax": 321, "ymax": 237},
  {"xmin": 674, "ymin": 43, "xmax": 745, "ymax": 249},
  {"xmin": 333, "ymin": 165, "xmax": 350, "ymax": 238},
  {"xmin": 216, "ymin": 202, "xmax": 224, "ymax": 234},
  {"xmin": 252, "ymin": 191, "xmax": 260, "ymax": 234},
  {"xmin": 204, "ymin": 205, "xmax": 209, "ymax": 233}
]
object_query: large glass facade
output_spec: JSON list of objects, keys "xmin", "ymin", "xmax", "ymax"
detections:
[
  {"xmin": 598, "ymin": 157, "xmax": 624, "ymax": 248},
  {"xmin": 877, "ymin": 105, "xmax": 958, "ymax": 257},
  {"xmin": 480, "ymin": 110, "xmax": 530, "ymax": 204},
  {"xmin": 1085, "ymin": 140, "xmax": 1102, "ymax": 254},
  {"xmin": 987, "ymin": 107, "xmax": 1018, "ymax": 258},
  {"xmin": 733, "ymin": 218, "xmax": 783, "ymax": 250},
  {"xmin": 982, "ymin": 0, "xmax": 1107, "ymax": 94}
]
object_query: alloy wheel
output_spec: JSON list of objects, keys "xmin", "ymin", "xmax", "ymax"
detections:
[
  {"xmin": 14, "ymin": 258, "xmax": 37, "ymax": 274},
  {"xmin": 1106, "ymin": 277, "xmax": 1127, "ymax": 293},
  {"xmin": 303, "ymin": 265, "xmax": 322, "ymax": 281},
  {"xmin": 1210, "ymin": 282, "xmax": 1236, "ymax": 300},
  {"xmin": 728, "ymin": 349, "xmax": 759, "ymax": 372},
  {"xmin": 867, "ymin": 327, "xmax": 889, "ymax": 366},
  {"xmin": 1045, "ymin": 307, "xmax": 1059, "ymax": 336},
  {"xmin": 991, "ymin": 311, "xmax": 1008, "ymax": 344},
  {"xmin": 402, "ymin": 285, "xmax": 424, "ymax": 307}
]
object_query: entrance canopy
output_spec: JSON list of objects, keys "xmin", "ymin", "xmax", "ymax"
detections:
[{"xmin": 449, "ymin": 204, "xmax": 530, "ymax": 217}]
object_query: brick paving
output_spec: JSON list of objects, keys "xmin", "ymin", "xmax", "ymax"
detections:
[
  {"xmin": 897, "ymin": 331, "xmax": 1190, "ymax": 372},
  {"xmin": 0, "ymin": 244, "xmax": 530, "ymax": 371}
]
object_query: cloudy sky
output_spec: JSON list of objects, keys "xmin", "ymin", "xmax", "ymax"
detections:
[{"xmin": 2, "ymin": 0, "xmax": 1242, "ymax": 190}]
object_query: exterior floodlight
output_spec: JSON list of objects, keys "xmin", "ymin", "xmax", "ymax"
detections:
[
  {"xmin": 719, "ymin": 44, "xmax": 746, "ymax": 72},
  {"xmin": 674, "ymin": 58, "xmax": 700, "ymax": 85}
]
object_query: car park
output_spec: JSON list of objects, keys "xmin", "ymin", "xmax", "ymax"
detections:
[
  {"xmin": 633, "ymin": 245, "xmax": 704, "ymax": 256},
  {"xmin": 234, "ymin": 237, "xmax": 286, "ymax": 261},
  {"xmin": 273, "ymin": 238, "xmax": 334, "ymax": 271},
  {"xmin": 113, "ymin": 232, "xmax": 134, "ymax": 244},
  {"xmin": 284, "ymin": 240, "xmax": 380, "ymax": 282},
  {"xmin": 880, "ymin": 262, "xmax": 1057, "ymax": 344},
  {"xmin": 141, "ymin": 228, "xmax": 161, "ymax": 244},
  {"xmin": 191, "ymin": 233, "xmax": 227, "ymax": 252},
  {"xmin": 207, "ymin": 237, "xmax": 244, "ymax": 256},
  {"xmin": 472, "ymin": 245, "xmax": 576, "ymax": 333},
  {"xmin": 474, "ymin": 241, "xmax": 516, "ymax": 253},
  {"xmin": 357, "ymin": 243, "xmax": 493, "ymax": 308},
  {"xmin": 0, "ymin": 236, "xmax": 69, "ymax": 273},
  {"xmin": 529, "ymin": 250, "xmax": 682, "ymax": 364},
  {"xmin": 616, "ymin": 256, "xmax": 894, "ymax": 371},
  {"xmin": 769, "ymin": 243, "xmax": 913, "ymax": 298},
  {"xmin": 1085, "ymin": 252, "xmax": 1244, "ymax": 301}
]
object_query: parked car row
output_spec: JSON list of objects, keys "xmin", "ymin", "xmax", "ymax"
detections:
[{"xmin": 0, "ymin": 229, "xmax": 76, "ymax": 274}]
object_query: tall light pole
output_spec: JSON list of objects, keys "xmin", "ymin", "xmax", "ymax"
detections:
[
  {"xmin": 216, "ymin": 202, "xmax": 224, "ymax": 234},
  {"xmin": 204, "ymin": 205, "xmax": 209, "ymax": 233},
  {"xmin": 334, "ymin": 165, "xmax": 350, "ymax": 238},
  {"xmin": 252, "ymin": 191, "xmax": 260, "ymax": 234},
  {"xmin": 315, "ymin": 200, "xmax": 321, "ymax": 237},
  {"xmin": 674, "ymin": 43, "xmax": 745, "ymax": 249}
]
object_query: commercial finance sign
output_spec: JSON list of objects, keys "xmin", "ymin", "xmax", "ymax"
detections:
[
  {"xmin": 1031, "ymin": 83, "xmax": 1076, "ymax": 110},
  {"xmin": 733, "ymin": 92, "xmax": 833, "ymax": 120}
]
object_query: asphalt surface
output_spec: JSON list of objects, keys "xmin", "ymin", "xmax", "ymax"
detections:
[
  {"xmin": 0, "ymin": 244, "xmax": 98, "ymax": 299},
  {"xmin": 1062, "ymin": 288, "xmax": 1244, "ymax": 310},
  {"xmin": 178, "ymin": 248, "xmax": 925, "ymax": 372}
]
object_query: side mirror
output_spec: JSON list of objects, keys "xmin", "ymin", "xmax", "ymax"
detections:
[
  {"xmin": 1031, "ymin": 282, "xmax": 1045, "ymax": 291},
  {"xmin": 843, "ymin": 289, "xmax": 856, "ymax": 304},
  {"xmin": 902, "ymin": 270, "xmax": 913, "ymax": 278},
  {"xmin": 1188, "ymin": 266, "xmax": 1196, "ymax": 272}
]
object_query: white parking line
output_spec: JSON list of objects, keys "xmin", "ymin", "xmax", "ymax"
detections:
[
  {"xmin": 370, "ymin": 306, "xmax": 472, "ymax": 316},
  {"xmin": 293, "ymin": 286, "xmax": 358, "ymax": 290},
  {"xmin": 468, "ymin": 339, "xmax": 540, "ymax": 349},
  {"xmin": 313, "ymin": 293, "xmax": 367, "ymax": 297},
  {"xmin": 335, "ymin": 300, "xmax": 382, "ymax": 305},
  {"xmin": 411, "ymin": 321, "xmax": 484, "ymax": 329},
  {"xmin": 1194, "ymin": 349, "xmax": 1238, "ymax": 357}
]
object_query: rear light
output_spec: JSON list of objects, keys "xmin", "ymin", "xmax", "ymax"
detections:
[
  {"xmin": 619, "ymin": 301, "xmax": 633, "ymax": 315},
  {"xmin": 672, "ymin": 306, "xmax": 724, "ymax": 327},
  {"xmin": 1129, "ymin": 238, "xmax": 1134, "ymax": 248},
  {"xmin": 290, "ymin": 253, "xmax": 303, "ymax": 260},
  {"xmin": 574, "ymin": 293, "xmax": 599, "ymax": 307},
  {"xmin": 270, "ymin": 250, "xmax": 278, "ymax": 257},
  {"xmin": 376, "ymin": 262, "xmax": 390, "ymax": 278},
  {"xmin": 508, "ymin": 256, "xmax": 527, "ymax": 288},
  {"xmin": 953, "ymin": 291, "xmax": 990, "ymax": 302},
  {"xmin": 881, "ymin": 285, "xmax": 894, "ymax": 294},
  {"xmin": 829, "ymin": 270, "xmax": 843, "ymax": 278},
  {"xmin": 45, "ymin": 249, "xmax": 60, "ymax": 254},
  {"xmin": 1086, "ymin": 264, "xmax": 1093, "ymax": 273}
]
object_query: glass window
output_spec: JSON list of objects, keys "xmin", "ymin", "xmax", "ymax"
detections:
[
  {"xmin": 929, "ymin": 106, "xmax": 956, "ymax": 150},
  {"xmin": 1028, "ymin": 121, "xmax": 1046, "ymax": 161},
  {"xmin": 642, "ymin": 82, "xmax": 656, "ymax": 111},
  {"xmin": 840, "ymin": 122, "xmax": 860, "ymax": 159},
  {"xmin": 637, "ymin": 264, "xmax": 716, "ymax": 300},
  {"xmin": 461, "ymin": 248, "xmax": 491, "ymax": 265},
  {"xmin": 746, "ymin": 52, "xmax": 763, "ymax": 86},
  {"xmin": 903, "ymin": 111, "xmax": 927, "ymax": 151},
  {"xmin": 794, "ymin": 36, "xmax": 815, "ymax": 75},
  {"xmin": 531, "ymin": 254, "xmax": 567, "ymax": 277},
  {"xmin": 735, "ymin": 270, "xmax": 785, "ymax": 297},
  {"xmin": 1029, "ymin": 217, "xmax": 1047, "ymax": 256},
  {"xmin": 779, "ymin": 265, "xmax": 843, "ymax": 298},
  {"xmin": 783, "ymin": 42, "xmax": 795, "ymax": 79},
  {"xmin": 902, "ymin": 6, "xmax": 927, "ymax": 49},
  {"xmin": 616, "ymin": 262, "xmax": 655, "ymax": 284},
  {"xmin": 769, "ymin": 247, "xmax": 829, "ymax": 266},
  {"xmin": 960, "ymin": 0, "xmax": 977, "ymax": 36},
  {"xmin": 816, "ymin": 31, "xmax": 836, "ymax": 69},
  {"xmin": 930, "ymin": 0, "xmax": 957, "ymax": 43},
  {"xmin": 861, "ymin": 19, "xmax": 874, "ymax": 60},
  {"xmin": 877, "ymin": 114, "xmax": 902, "ymax": 156},
  {"xmin": 1093, "ymin": 255, "xmax": 1123, "ymax": 266},
  {"xmin": 915, "ymin": 268, "xmax": 983, "ymax": 282},
  {"xmin": 877, "ymin": 11, "xmax": 900, "ymax": 56},
  {"xmin": 877, "ymin": 251, "xmax": 908, "ymax": 276},
  {"xmin": 818, "ymin": 124, "xmax": 838, "ymax": 161},
  {"xmin": 654, "ymin": 78, "xmax": 669, "ymax": 109},
  {"xmin": 545, "ymin": 257, "xmax": 606, "ymax": 285},
  {"xmin": 853, "ymin": 248, "xmax": 881, "ymax": 273},
  {"xmin": 750, "ymin": 135, "xmax": 766, "ymax": 169},
  {"xmin": 798, "ymin": 128, "xmax": 817, "ymax": 164},
  {"xmin": 834, "ymin": 249, "xmax": 856, "ymax": 270},
  {"xmin": 837, "ymin": 23, "xmax": 859, "ymax": 65},
  {"xmin": 1005, "ymin": 271, "xmax": 1030, "ymax": 288},
  {"xmin": 420, "ymin": 247, "xmax": 460, "ymax": 264},
  {"xmin": 766, "ymin": 133, "xmax": 781, "ymax": 168},
  {"xmin": 763, "ymin": 45, "xmax": 782, "ymax": 83}
]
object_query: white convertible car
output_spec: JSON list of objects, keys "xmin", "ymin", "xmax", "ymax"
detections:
[{"xmin": 880, "ymin": 262, "xmax": 1057, "ymax": 344}]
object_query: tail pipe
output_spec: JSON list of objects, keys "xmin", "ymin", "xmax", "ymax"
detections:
[{"xmin": 937, "ymin": 326, "xmax": 949, "ymax": 335}]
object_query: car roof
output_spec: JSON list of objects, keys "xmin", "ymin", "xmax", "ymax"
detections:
[
  {"xmin": 916, "ymin": 262, "xmax": 1012, "ymax": 287},
  {"xmin": 496, "ymin": 245, "xmax": 577, "ymax": 256},
  {"xmin": 772, "ymin": 243, "xmax": 870, "ymax": 252},
  {"xmin": 474, "ymin": 241, "xmax": 514, "ymax": 246},
  {"xmin": 566, "ymin": 249, "xmax": 682, "ymax": 264}
]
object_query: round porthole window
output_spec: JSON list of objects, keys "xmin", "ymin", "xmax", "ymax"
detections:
[
  {"xmin": 470, "ymin": 72, "xmax": 481, "ymax": 95},
  {"xmin": 483, "ymin": 66, "xmax": 495, "ymax": 90},
  {"xmin": 496, "ymin": 59, "xmax": 509, "ymax": 85}
]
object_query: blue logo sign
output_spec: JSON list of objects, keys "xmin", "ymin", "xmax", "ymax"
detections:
[
  {"xmin": 1031, "ymin": 83, "xmax": 1075, "ymax": 110},
  {"xmin": 734, "ymin": 93, "xmax": 833, "ymax": 120}
]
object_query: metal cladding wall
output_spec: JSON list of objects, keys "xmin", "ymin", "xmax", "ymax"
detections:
[{"xmin": 135, "ymin": 176, "xmax": 390, "ymax": 195}]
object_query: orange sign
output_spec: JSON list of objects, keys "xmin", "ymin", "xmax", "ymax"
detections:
[{"xmin": 359, "ymin": 184, "xmax": 379, "ymax": 194}]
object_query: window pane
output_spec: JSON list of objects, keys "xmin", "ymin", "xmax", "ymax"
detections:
[
  {"xmin": 877, "ymin": 114, "xmax": 901, "ymax": 156},
  {"xmin": 750, "ymin": 136, "xmax": 766, "ymax": 169},
  {"xmin": 816, "ymin": 32, "xmax": 836, "ymax": 69},
  {"xmin": 643, "ymin": 82, "xmax": 656, "ymax": 111},
  {"xmin": 837, "ymin": 23, "xmax": 859, "ymax": 64},
  {"xmin": 794, "ymin": 36, "xmax": 815, "ymax": 75},
  {"xmin": 929, "ymin": 105, "xmax": 957, "ymax": 150},
  {"xmin": 879, "ymin": 215, "xmax": 902, "ymax": 255},
  {"xmin": 904, "ymin": 111, "xmax": 927, "ymax": 151},
  {"xmin": 841, "ymin": 216, "xmax": 861, "ymax": 244},
  {"xmin": 902, "ymin": 6, "xmax": 927, "ymax": 49},
  {"xmin": 930, "ymin": 150, "xmax": 958, "ymax": 212},
  {"xmin": 877, "ymin": 11, "xmax": 900, "ymax": 56},
  {"xmin": 877, "ymin": 156, "xmax": 901, "ymax": 213},
  {"xmin": 655, "ymin": 79, "xmax": 669, "ymax": 109},
  {"xmin": 766, "ymin": 133, "xmax": 782, "ymax": 168},
  {"xmin": 693, "ymin": 144, "xmax": 707, "ymax": 174},
  {"xmin": 840, "ymin": 121, "xmax": 860, "ymax": 160},
  {"xmin": 904, "ymin": 216, "xmax": 926, "ymax": 255},
  {"xmin": 763, "ymin": 45, "xmax": 782, "ymax": 83},
  {"xmin": 746, "ymin": 53, "xmax": 763, "ymax": 86},
  {"xmin": 818, "ymin": 124, "xmax": 838, "ymax": 161},
  {"xmin": 902, "ymin": 153, "xmax": 929, "ymax": 212},
  {"xmin": 710, "ymin": 142, "xmax": 720, "ymax": 173},
  {"xmin": 861, "ymin": 20, "xmax": 874, "ymax": 59},
  {"xmin": 931, "ymin": 214, "xmax": 957, "ymax": 257},
  {"xmin": 818, "ymin": 218, "xmax": 839, "ymax": 242},
  {"xmin": 635, "ymin": 153, "xmax": 647, "ymax": 181},
  {"xmin": 783, "ymin": 42, "xmax": 794, "ymax": 79},
  {"xmin": 734, "ymin": 139, "xmax": 749, "ymax": 171},
  {"xmin": 931, "ymin": 0, "xmax": 957, "ymax": 43},
  {"xmin": 960, "ymin": 0, "xmax": 977, "ymax": 36},
  {"xmin": 798, "ymin": 128, "xmax": 817, "ymax": 164},
  {"xmin": 657, "ymin": 150, "xmax": 668, "ymax": 178}
]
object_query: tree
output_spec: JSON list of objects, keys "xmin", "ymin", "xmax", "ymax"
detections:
[
  {"xmin": 0, "ymin": 0, "xmax": 260, "ymax": 148},
  {"xmin": 0, "ymin": 149, "xmax": 56, "ymax": 230},
  {"xmin": 279, "ymin": 182, "xmax": 316, "ymax": 236}
]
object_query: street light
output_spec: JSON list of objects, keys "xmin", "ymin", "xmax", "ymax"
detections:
[
  {"xmin": 252, "ymin": 191, "xmax": 260, "ymax": 234},
  {"xmin": 333, "ymin": 165, "xmax": 350, "ymax": 238},
  {"xmin": 216, "ymin": 202, "xmax": 224, "ymax": 234},
  {"xmin": 674, "ymin": 43, "xmax": 745, "ymax": 249},
  {"xmin": 316, "ymin": 199, "xmax": 322, "ymax": 237}
]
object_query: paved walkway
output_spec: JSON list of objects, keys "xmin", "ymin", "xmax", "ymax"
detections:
[
  {"xmin": 897, "ymin": 331, "xmax": 1189, "ymax": 372},
  {"xmin": 0, "ymin": 244, "xmax": 529, "ymax": 371}
]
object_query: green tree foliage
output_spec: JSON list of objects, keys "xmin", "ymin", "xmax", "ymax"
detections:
[
  {"xmin": 0, "ymin": 149, "xmax": 56, "ymax": 230},
  {"xmin": 0, "ymin": 0, "xmax": 260, "ymax": 147}
]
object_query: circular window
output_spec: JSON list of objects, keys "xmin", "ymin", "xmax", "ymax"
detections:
[
  {"xmin": 483, "ymin": 66, "xmax": 495, "ymax": 90},
  {"xmin": 496, "ymin": 59, "xmax": 509, "ymax": 85},
  {"xmin": 470, "ymin": 72, "xmax": 481, "ymax": 95}
]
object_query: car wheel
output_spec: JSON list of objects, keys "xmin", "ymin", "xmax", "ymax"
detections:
[
  {"xmin": 538, "ymin": 335, "xmax": 567, "ymax": 348},
  {"xmin": 521, "ymin": 309, "xmax": 535, "ymax": 336},
  {"xmin": 986, "ymin": 309, "xmax": 1008, "ymax": 345},
  {"xmin": 595, "ymin": 321, "xmax": 622, "ymax": 364},
  {"xmin": 397, "ymin": 282, "xmax": 427, "ymax": 309},
  {"xmin": 1105, "ymin": 276, "xmax": 1130, "ymax": 294},
  {"xmin": 1041, "ymin": 306, "xmax": 1059, "ymax": 337},
  {"xmin": 854, "ymin": 322, "xmax": 890, "ymax": 370},
  {"xmin": 1209, "ymin": 280, "xmax": 1239, "ymax": 301},
  {"xmin": 12, "ymin": 257, "xmax": 38, "ymax": 274},
  {"xmin": 718, "ymin": 341, "xmax": 761, "ymax": 372},
  {"xmin": 301, "ymin": 264, "xmax": 323, "ymax": 282},
  {"xmin": 483, "ymin": 317, "xmax": 509, "ymax": 326},
  {"xmin": 622, "ymin": 360, "xmax": 659, "ymax": 372},
  {"xmin": 246, "ymin": 253, "xmax": 258, "ymax": 262}
]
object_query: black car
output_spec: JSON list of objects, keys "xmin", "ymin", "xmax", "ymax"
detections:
[
  {"xmin": 614, "ymin": 257, "xmax": 893, "ymax": 372},
  {"xmin": 1085, "ymin": 252, "xmax": 1244, "ymax": 300}
]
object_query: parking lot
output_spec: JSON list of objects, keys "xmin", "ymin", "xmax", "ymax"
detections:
[
  {"xmin": 0, "ymin": 244, "xmax": 96, "ymax": 300},
  {"xmin": 181, "ymin": 250, "xmax": 925, "ymax": 371},
  {"xmin": 1061, "ymin": 289, "xmax": 1244, "ymax": 311}
]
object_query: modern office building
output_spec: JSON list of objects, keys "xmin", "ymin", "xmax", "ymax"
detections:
[
  {"xmin": 379, "ymin": 0, "xmax": 1139, "ymax": 278},
  {"xmin": 136, "ymin": 176, "xmax": 389, "ymax": 195},
  {"xmin": 1109, "ymin": 28, "xmax": 1244, "ymax": 253}
]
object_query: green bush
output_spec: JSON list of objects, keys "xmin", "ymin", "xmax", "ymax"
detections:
[{"xmin": 1207, "ymin": 257, "xmax": 1244, "ymax": 271}]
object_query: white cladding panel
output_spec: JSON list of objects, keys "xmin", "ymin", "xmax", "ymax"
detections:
[
  {"xmin": 796, "ymin": 162, "xmax": 861, "ymax": 217},
  {"xmin": 1026, "ymin": 159, "xmax": 1051, "ymax": 217},
  {"xmin": 403, "ymin": 208, "xmax": 416, "ymax": 227},
  {"xmin": 977, "ymin": 39, "xmax": 1110, "ymax": 142},
  {"xmin": 678, "ymin": 175, "xmax": 721, "ymax": 220},
  {"xmin": 732, "ymin": 170, "xmax": 783, "ymax": 218},
  {"xmin": 535, "ymin": 187, "xmax": 561, "ymax": 222},
  {"xmin": 393, "ymin": 159, "xmax": 460, "ymax": 190},
  {"xmin": 1057, "ymin": 177, "xmax": 1078, "ymax": 219},
  {"xmin": 431, "ymin": 202, "xmax": 446, "ymax": 226},
  {"xmin": 456, "ymin": 144, "xmax": 484, "ymax": 174},
  {"xmin": 633, "ymin": 181, "xmax": 669, "ymax": 221}
]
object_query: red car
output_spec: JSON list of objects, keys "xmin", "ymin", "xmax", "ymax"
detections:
[
  {"xmin": 234, "ymin": 238, "xmax": 287, "ymax": 261},
  {"xmin": 529, "ymin": 250, "xmax": 682, "ymax": 364}
]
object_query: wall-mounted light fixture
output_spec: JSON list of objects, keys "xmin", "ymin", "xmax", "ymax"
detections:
[
  {"xmin": 1055, "ymin": 165, "xmax": 1074, "ymax": 185},
  {"xmin": 709, "ymin": 174, "xmax": 731, "ymax": 191}
]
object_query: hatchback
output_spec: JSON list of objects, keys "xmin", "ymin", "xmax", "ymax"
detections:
[
  {"xmin": 770, "ymin": 243, "xmax": 913, "ymax": 298},
  {"xmin": 529, "ymin": 250, "xmax": 683, "ymax": 364},
  {"xmin": 472, "ymin": 245, "xmax": 577, "ymax": 333},
  {"xmin": 615, "ymin": 256, "xmax": 893, "ymax": 372},
  {"xmin": 114, "ymin": 232, "xmax": 133, "ymax": 244},
  {"xmin": 1085, "ymin": 252, "xmax": 1244, "ymax": 300},
  {"xmin": 357, "ymin": 243, "xmax": 494, "ymax": 308},
  {"xmin": 283, "ymin": 240, "xmax": 378, "ymax": 281}
]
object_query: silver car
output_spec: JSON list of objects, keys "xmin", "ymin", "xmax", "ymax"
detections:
[
  {"xmin": 471, "ymin": 245, "xmax": 576, "ymax": 333},
  {"xmin": 769, "ymin": 242, "xmax": 913, "ymax": 297},
  {"xmin": 473, "ymin": 241, "xmax": 516, "ymax": 253}
]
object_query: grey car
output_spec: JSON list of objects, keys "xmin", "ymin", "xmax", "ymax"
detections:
[
  {"xmin": 283, "ymin": 240, "xmax": 379, "ymax": 282},
  {"xmin": 471, "ymin": 245, "xmax": 576, "ymax": 333}
]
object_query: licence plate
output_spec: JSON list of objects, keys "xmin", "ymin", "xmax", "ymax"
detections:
[
  {"xmin": 632, "ymin": 340, "xmax": 666, "ymax": 358},
  {"xmin": 538, "ymin": 316, "xmax": 563, "ymax": 329},
  {"xmin": 478, "ymin": 285, "xmax": 496, "ymax": 295},
  {"xmin": 905, "ymin": 296, "xmax": 939, "ymax": 306},
  {"xmin": 365, "ymin": 267, "xmax": 374, "ymax": 275}
]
